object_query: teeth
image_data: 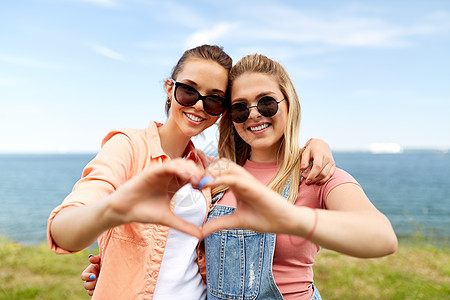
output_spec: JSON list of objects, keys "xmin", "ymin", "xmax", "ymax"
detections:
[
  {"xmin": 186, "ymin": 113, "xmax": 204, "ymax": 122},
  {"xmin": 249, "ymin": 124, "xmax": 269, "ymax": 131}
]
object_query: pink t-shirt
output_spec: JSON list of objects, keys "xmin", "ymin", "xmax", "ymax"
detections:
[{"xmin": 218, "ymin": 159, "xmax": 359, "ymax": 299}]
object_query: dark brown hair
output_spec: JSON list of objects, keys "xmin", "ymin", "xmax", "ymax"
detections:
[{"xmin": 165, "ymin": 45, "xmax": 232, "ymax": 116}]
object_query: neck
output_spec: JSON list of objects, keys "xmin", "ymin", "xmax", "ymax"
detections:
[
  {"xmin": 249, "ymin": 144, "xmax": 282, "ymax": 163},
  {"xmin": 158, "ymin": 120, "xmax": 191, "ymax": 159}
]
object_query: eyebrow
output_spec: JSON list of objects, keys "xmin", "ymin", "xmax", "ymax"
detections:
[
  {"xmin": 232, "ymin": 91, "xmax": 277, "ymax": 103},
  {"xmin": 182, "ymin": 79, "xmax": 226, "ymax": 95}
]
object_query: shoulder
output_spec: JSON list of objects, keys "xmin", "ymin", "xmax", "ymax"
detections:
[
  {"xmin": 318, "ymin": 168, "xmax": 360, "ymax": 204},
  {"xmin": 298, "ymin": 168, "xmax": 360, "ymax": 208},
  {"xmin": 329, "ymin": 168, "xmax": 358, "ymax": 184},
  {"xmin": 101, "ymin": 128, "xmax": 145, "ymax": 147},
  {"xmin": 101, "ymin": 121, "xmax": 160, "ymax": 148},
  {"xmin": 320, "ymin": 168, "xmax": 359, "ymax": 192}
]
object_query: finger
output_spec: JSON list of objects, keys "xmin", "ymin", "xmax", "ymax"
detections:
[
  {"xmin": 155, "ymin": 161, "xmax": 203, "ymax": 193},
  {"xmin": 305, "ymin": 156, "xmax": 324, "ymax": 184},
  {"xmin": 81, "ymin": 271, "xmax": 92, "ymax": 281},
  {"xmin": 88, "ymin": 254, "xmax": 101, "ymax": 264},
  {"xmin": 172, "ymin": 161, "xmax": 205, "ymax": 185},
  {"xmin": 84, "ymin": 279, "xmax": 97, "ymax": 291},
  {"xmin": 81, "ymin": 271, "xmax": 97, "ymax": 281},
  {"xmin": 318, "ymin": 165, "xmax": 336, "ymax": 185},
  {"xmin": 149, "ymin": 160, "xmax": 203, "ymax": 182},
  {"xmin": 201, "ymin": 173, "xmax": 241, "ymax": 190},
  {"xmin": 201, "ymin": 214, "xmax": 241, "ymax": 237},
  {"xmin": 315, "ymin": 163, "xmax": 332, "ymax": 184},
  {"xmin": 87, "ymin": 289, "xmax": 94, "ymax": 297},
  {"xmin": 300, "ymin": 147, "xmax": 311, "ymax": 170},
  {"xmin": 162, "ymin": 212, "xmax": 202, "ymax": 239},
  {"xmin": 81, "ymin": 264, "xmax": 97, "ymax": 280},
  {"xmin": 204, "ymin": 159, "xmax": 233, "ymax": 178}
]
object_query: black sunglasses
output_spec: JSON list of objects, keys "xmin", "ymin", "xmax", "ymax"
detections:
[
  {"xmin": 172, "ymin": 80, "xmax": 227, "ymax": 116},
  {"xmin": 231, "ymin": 96, "xmax": 286, "ymax": 123}
]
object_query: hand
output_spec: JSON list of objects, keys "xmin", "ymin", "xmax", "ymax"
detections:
[
  {"xmin": 201, "ymin": 159, "xmax": 297, "ymax": 237},
  {"xmin": 81, "ymin": 254, "xmax": 101, "ymax": 297},
  {"xmin": 185, "ymin": 149, "xmax": 218, "ymax": 170},
  {"xmin": 301, "ymin": 138, "xmax": 335, "ymax": 185},
  {"xmin": 108, "ymin": 159, "xmax": 204, "ymax": 239}
]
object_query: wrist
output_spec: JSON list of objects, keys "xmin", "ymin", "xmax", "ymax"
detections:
[
  {"xmin": 287, "ymin": 206, "xmax": 318, "ymax": 239},
  {"xmin": 101, "ymin": 193, "xmax": 128, "ymax": 228}
]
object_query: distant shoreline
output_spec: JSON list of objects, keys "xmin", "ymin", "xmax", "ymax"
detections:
[{"xmin": 0, "ymin": 148, "xmax": 449, "ymax": 155}]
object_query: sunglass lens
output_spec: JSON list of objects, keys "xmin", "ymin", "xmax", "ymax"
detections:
[
  {"xmin": 231, "ymin": 103, "xmax": 249, "ymax": 123},
  {"xmin": 258, "ymin": 96, "xmax": 278, "ymax": 117},
  {"xmin": 176, "ymin": 83, "xmax": 198, "ymax": 106},
  {"xmin": 204, "ymin": 97, "xmax": 226, "ymax": 115}
]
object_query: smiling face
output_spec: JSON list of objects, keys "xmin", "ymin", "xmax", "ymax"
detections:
[
  {"xmin": 165, "ymin": 58, "xmax": 229, "ymax": 138},
  {"xmin": 231, "ymin": 72, "xmax": 288, "ymax": 161}
]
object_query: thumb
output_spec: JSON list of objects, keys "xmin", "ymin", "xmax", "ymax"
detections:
[
  {"xmin": 163, "ymin": 212, "xmax": 202, "ymax": 240},
  {"xmin": 201, "ymin": 214, "xmax": 241, "ymax": 238}
]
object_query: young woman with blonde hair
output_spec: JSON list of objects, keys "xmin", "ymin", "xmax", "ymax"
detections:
[{"xmin": 201, "ymin": 54, "xmax": 398, "ymax": 299}]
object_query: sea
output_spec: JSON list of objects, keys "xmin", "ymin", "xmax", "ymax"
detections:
[{"xmin": 0, "ymin": 150, "xmax": 449, "ymax": 246}]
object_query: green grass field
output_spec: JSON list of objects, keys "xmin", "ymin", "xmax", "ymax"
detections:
[{"xmin": 0, "ymin": 236, "xmax": 448, "ymax": 299}]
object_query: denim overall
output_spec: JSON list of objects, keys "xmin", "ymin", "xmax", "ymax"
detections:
[{"xmin": 204, "ymin": 181, "xmax": 322, "ymax": 300}]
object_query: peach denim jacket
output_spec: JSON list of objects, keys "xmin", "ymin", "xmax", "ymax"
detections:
[{"xmin": 47, "ymin": 121, "xmax": 211, "ymax": 299}]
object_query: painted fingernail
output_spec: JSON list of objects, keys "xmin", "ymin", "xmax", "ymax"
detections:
[
  {"xmin": 89, "ymin": 275, "xmax": 96, "ymax": 280},
  {"xmin": 88, "ymin": 254, "xmax": 93, "ymax": 258},
  {"xmin": 198, "ymin": 177, "xmax": 214, "ymax": 189}
]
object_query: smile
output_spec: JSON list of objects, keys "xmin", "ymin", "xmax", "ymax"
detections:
[
  {"xmin": 185, "ymin": 113, "xmax": 205, "ymax": 122},
  {"xmin": 249, "ymin": 123, "xmax": 270, "ymax": 132}
]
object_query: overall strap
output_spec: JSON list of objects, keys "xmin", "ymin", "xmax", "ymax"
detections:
[{"xmin": 281, "ymin": 177, "xmax": 291, "ymax": 199}]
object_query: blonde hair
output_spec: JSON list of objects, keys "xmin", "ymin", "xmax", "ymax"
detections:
[{"xmin": 216, "ymin": 54, "xmax": 303, "ymax": 204}]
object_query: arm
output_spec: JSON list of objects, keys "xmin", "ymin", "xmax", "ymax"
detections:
[
  {"xmin": 201, "ymin": 159, "xmax": 397, "ymax": 258},
  {"xmin": 50, "ymin": 159, "xmax": 204, "ymax": 252},
  {"xmin": 301, "ymin": 138, "xmax": 336, "ymax": 185}
]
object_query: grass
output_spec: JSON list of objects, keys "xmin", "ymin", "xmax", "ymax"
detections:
[
  {"xmin": 314, "ymin": 243, "xmax": 449, "ymax": 299},
  {"xmin": 0, "ymin": 236, "xmax": 449, "ymax": 299},
  {"xmin": 0, "ymin": 236, "xmax": 95, "ymax": 300}
]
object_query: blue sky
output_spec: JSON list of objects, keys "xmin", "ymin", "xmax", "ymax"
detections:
[{"xmin": 1, "ymin": 0, "xmax": 449, "ymax": 153}]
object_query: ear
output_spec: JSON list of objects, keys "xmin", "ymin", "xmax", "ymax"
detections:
[{"xmin": 165, "ymin": 79, "xmax": 174, "ymax": 98}]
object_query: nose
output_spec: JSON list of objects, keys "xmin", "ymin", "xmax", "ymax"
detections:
[
  {"xmin": 248, "ymin": 105, "xmax": 261, "ymax": 120},
  {"xmin": 192, "ymin": 99, "xmax": 205, "ymax": 112}
]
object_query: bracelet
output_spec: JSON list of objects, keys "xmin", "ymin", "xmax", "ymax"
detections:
[
  {"xmin": 305, "ymin": 207, "xmax": 318, "ymax": 241},
  {"xmin": 289, "ymin": 206, "xmax": 318, "ymax": 247}
]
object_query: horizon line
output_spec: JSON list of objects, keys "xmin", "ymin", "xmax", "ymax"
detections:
[{"xmin": 0, "ymin": 147, "xmax": 448, "ymax": 155}]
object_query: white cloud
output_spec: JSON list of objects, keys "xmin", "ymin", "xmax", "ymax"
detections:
[
  {"xmin": 236, "ymin": 16, "xmax": 432, "ymax": 48},
  {"xmin": 74, "ymin": 0, "xmax": 118, "ymax": 8},
  {"xmin": 91, "ymin": 45, "xmax": 126, "ymax": 61},
  {"xmin": 195, "ymin": 5, "xmax": 450, "ymax": 54},
  {"xmin": 0, "ymin": 53, "xmax": 64, "ymax": 69},
  {"xmin": 186, "ymin": 23, "xmax": 234, "ymax": 48}
]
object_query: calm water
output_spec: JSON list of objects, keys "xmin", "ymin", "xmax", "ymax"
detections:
[{"xmin": 0, "ymin": 151, "xmax": 449, "ymax": 245}]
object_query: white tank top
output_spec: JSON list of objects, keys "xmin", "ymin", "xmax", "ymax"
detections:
[{"xmin": 153, "ymin": 184, "xmax": 207, "ymax": 299}]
